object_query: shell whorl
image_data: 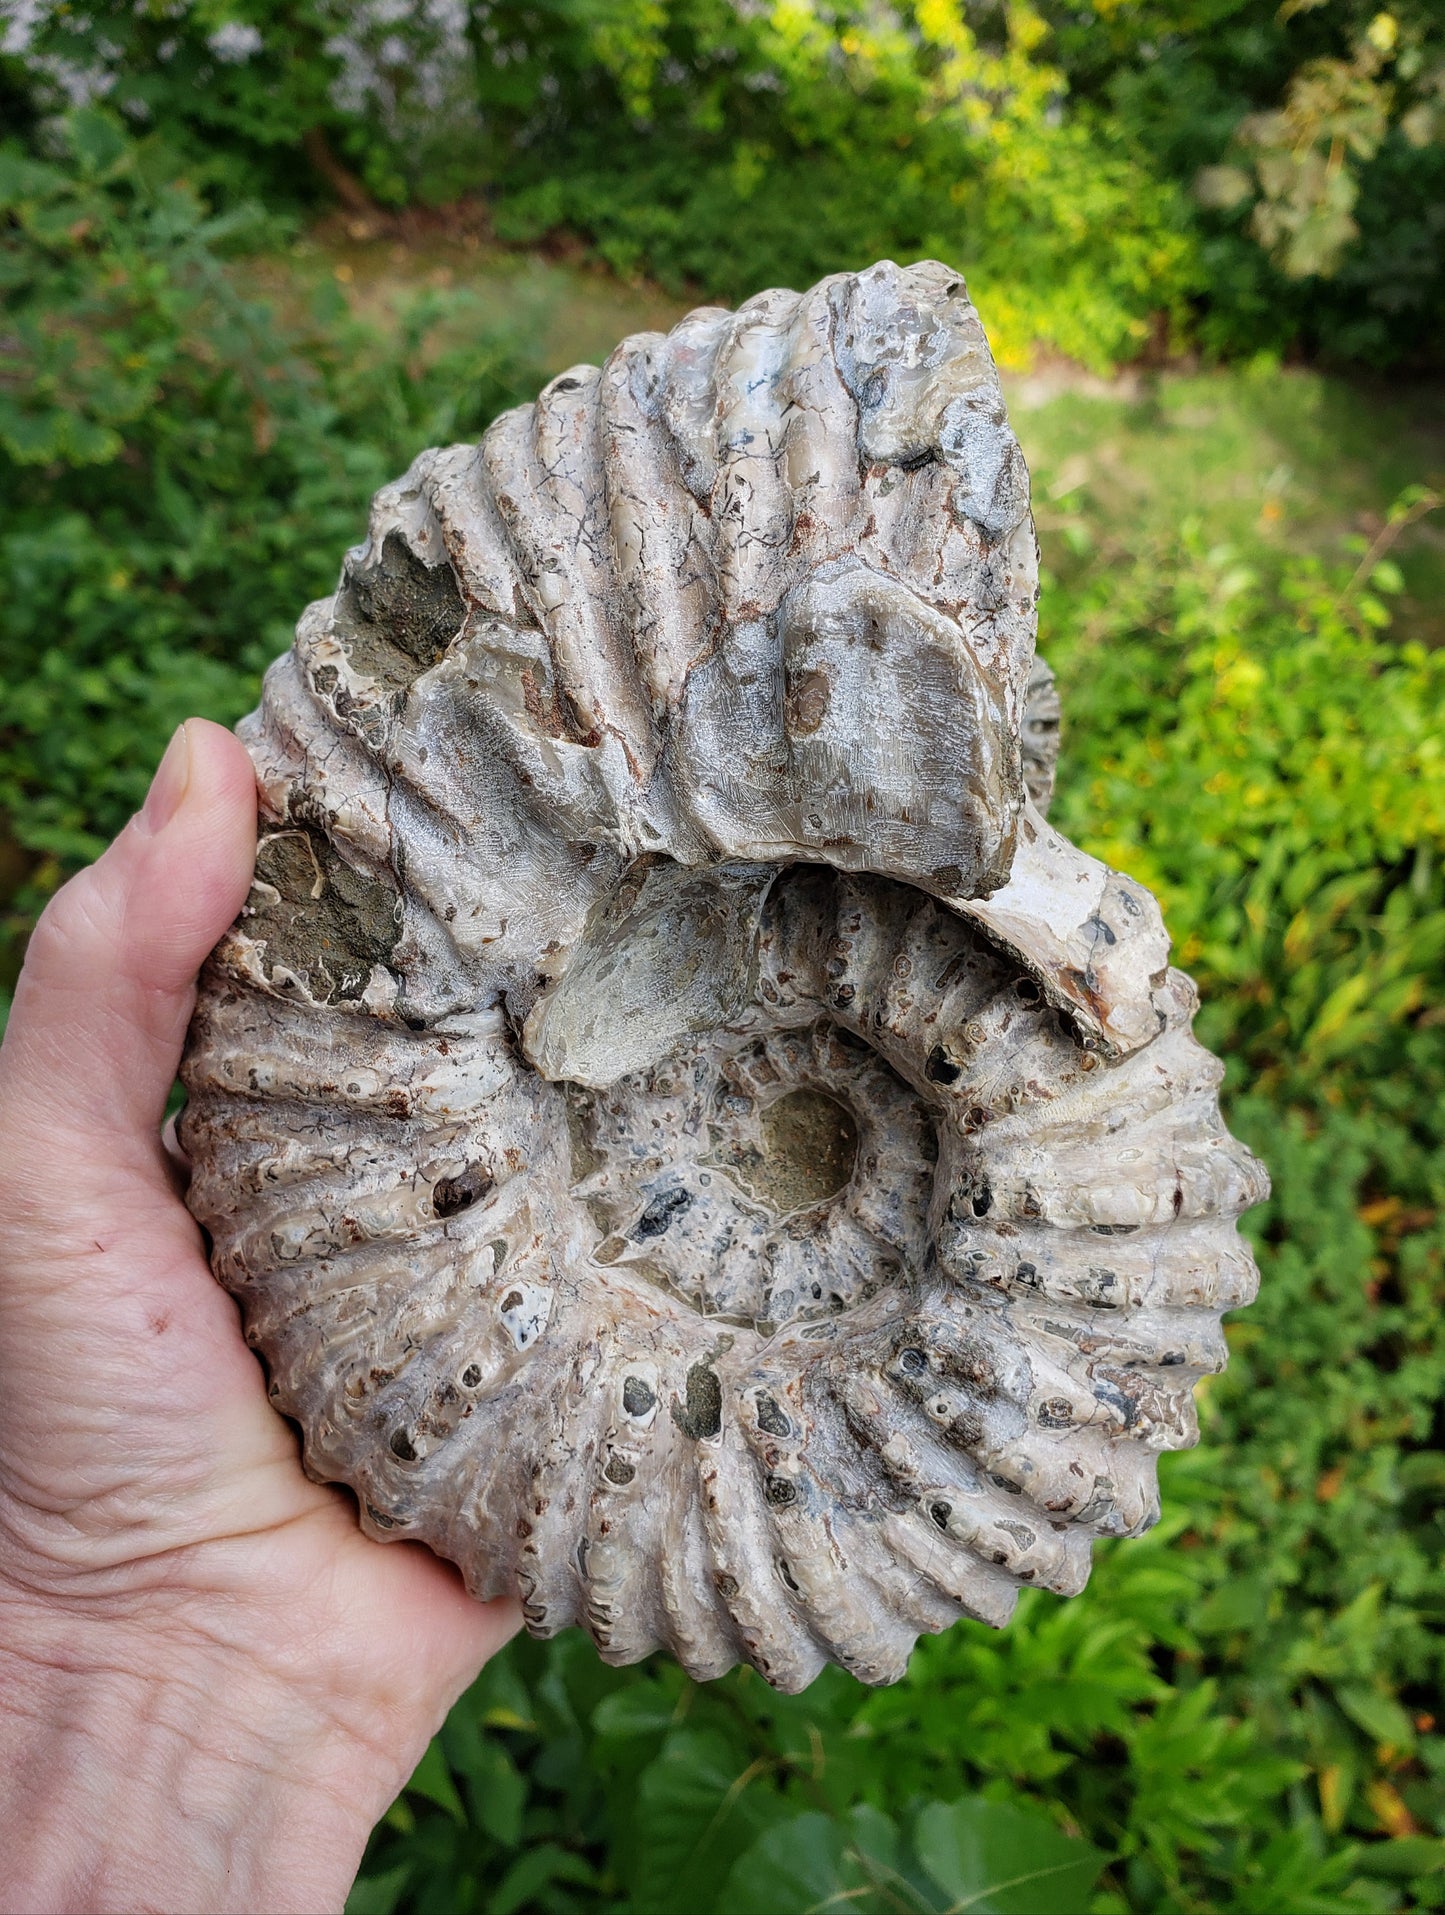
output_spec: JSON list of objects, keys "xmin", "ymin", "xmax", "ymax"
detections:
[{"xmin": 180, "ymin": 261, "xmax": 1266, "ymax": 1691}]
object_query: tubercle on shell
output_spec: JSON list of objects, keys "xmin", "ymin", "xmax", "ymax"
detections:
[{"xmin": 179, "ymin": 260, "xmax": 1268, "ymax": 1692}]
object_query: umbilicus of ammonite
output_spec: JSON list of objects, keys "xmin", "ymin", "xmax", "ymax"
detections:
[{"xmin": 180, "ymin": 260, "xmax": 1268, "ymax": 1693}]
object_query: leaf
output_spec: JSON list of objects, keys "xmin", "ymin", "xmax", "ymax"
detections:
[
  {"xmin": 475, "ymin": 1743, "xmax": 526, "ymax": 1847},
  {"xmin": 1334, "ymin": 1684, "xmax": 1416, "ymax": 1752},
  {"xmin": 0, "ymin": 151, "xmax": 64, "ymax": 209},
  {"xmin": 404, "ymin": 1737, "xmax": 465, "ymax": 1823},
  {"xmin": 65, "ymin": 108, "xmax": 128, "ymax": 178},
  {"xmin": 345, "ymin": 1863, "xmax": 412, "ymax": 1915},
  {"xmin": 440, "ymin": 1720, "xmax": 527, "ymax": 1848},
  {"xmin": 913, "ymin": 1798, "xmax": 1108, "ymax": 1915},
  {"xmin": 488, "ymin": 1841, "xmax": 597, "ymax": 1915},
  {"xmin": 592, "ymin": 1684, "xmax": 680, "ymax": 1740},
  {"xmin": 1302, "ymin": 971, "xmax": 1373, "ymax": 1054},
  {"xmin": 1352, "ymin": 1836, "xmax": 1445, "ymax": 1879},
  {"xmin": 724, "ymin": 1811, "xmax": 870, "ymax": 1915},
  {"xmin": 631, "ymin": 1726, "xmax": 783, "ymax": 1915},
  {"xmin": 724, "ymin": 1805, "xmax": 927, "ymax": 1915},
  {"xmin": 1195, "ymin": 1573, "xmax": 1271, "ymax": 1636},
  {"xmin": 1194, "ymin": 165, "xmax": 1254, "ymax": 210},
  {"xmin": 470, "ymin": 1651, "xmax": 536, "ymax": 1732}
]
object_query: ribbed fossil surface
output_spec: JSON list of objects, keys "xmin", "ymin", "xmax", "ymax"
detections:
[{"xmin": 181, "ymin": 260, "xmax": 1267, "ymax": 1691}]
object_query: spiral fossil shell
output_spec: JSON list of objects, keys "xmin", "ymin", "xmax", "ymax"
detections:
[{"xmin": 180, "ymin": 261, "xmax": 1267, "ymax": 1691}]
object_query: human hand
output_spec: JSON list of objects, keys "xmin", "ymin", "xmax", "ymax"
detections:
[{"xmin": 0, "ymin": 720, "xmax": 520, "ymax": 1915}]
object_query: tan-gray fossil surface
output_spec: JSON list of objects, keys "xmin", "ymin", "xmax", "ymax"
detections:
[{"xmin": 180, "ymin": 259, "xmax": 1267, "ymax": 1691}]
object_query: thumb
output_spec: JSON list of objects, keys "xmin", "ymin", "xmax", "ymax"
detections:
[{"xmin": 0, "ymin": 720, "xmax": 257, "ymax": 1170}]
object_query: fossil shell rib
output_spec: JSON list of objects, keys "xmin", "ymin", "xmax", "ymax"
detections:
[{"xmin": 180, "ymin": 261, "xmax": 1267, "ymax": 1692}]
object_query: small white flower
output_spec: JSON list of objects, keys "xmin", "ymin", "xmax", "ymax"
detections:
[{"xmin": 208, "ymin": 21, "xmax": 264, "ymax": 63}]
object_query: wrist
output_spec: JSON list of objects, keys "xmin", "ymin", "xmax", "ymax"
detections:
[{"xmin": 0, "ymin": 1599, "xmax": 412, "ymax": 1915}]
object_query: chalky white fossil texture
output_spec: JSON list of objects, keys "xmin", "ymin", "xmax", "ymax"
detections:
[{"xmin": 181, "ymin": 260, "xmax": 1267, "ymax": 1691}]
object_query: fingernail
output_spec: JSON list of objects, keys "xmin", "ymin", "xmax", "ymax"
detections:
[{"xmin": 140, "ymin": 724, "xmax": 192, "ymax": 836}]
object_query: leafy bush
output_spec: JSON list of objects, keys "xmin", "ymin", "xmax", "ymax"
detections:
[
  {"xmin": 0, "ymin": 0, "xmax": 481, "ymax": 210},
  {"xmin": 1078, "ymin": 0, "xmax": 1445, "ymax": 367},
  {"xmin": 478, "ymin": 0, "xmax": 1445, "ymax": 367},
  {"xmin": 5, "ymin": 0, "xmax": 1444, "ymax": 369},
  {"xmin": 474, "ymin": 0, "xmax": 1197, "ymax": 369},
  {"xmin": 0, "ymin": 108, "xmax": 543, "ymax": 995}
]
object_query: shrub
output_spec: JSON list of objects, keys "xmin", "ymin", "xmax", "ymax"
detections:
[
  {"xmin": 478, "ymin": 0, "xmax": 1198, "ymax": 369},
  {"xmin": 5, "ymin": 0, "xmax": 1443, "ymax": 369},
  {"xmin": 0, "ymin": 109, "xmax": 543, "ymax": 996}
]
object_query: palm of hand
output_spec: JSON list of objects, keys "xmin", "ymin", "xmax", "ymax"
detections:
[
  {"xmin": 0, "ymin": 1111, "xmax": 502, "ymax": 1730},
  {"xmin": 0, "ymin": 723, "xmax": 517, "ymax": 1910}
]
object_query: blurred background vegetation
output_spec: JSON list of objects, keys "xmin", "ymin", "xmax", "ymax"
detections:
[{"xmin": 2, "ymin": 3, "xmax": 1444, "ymax": 1910}]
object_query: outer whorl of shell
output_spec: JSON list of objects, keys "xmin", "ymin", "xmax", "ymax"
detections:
[{"xmin": 180, "ymin": 260, "xmax": 1267, "ymax": 1692}]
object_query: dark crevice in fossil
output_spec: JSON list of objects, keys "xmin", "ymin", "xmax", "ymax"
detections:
[
  {"xmin": 433, "ymin": 1164, "xmax": 495, "ymax": 1218},
  {"xmin": 622, "ymin": 1376, "xmax": 656, "ymax": 1417},
  {"xmin": 926, "ymin": 1045, "xmax": 963, "ymax": 1085},
  {"xmin": 672, "ymin": 1362, "xmax": 723, "ymax": 1440},
  {"xmin": 755, "ymin": 1392, "xmax": 792, "ymax": 1438},
  {"xmin": 246, "ymin": 826, "xmax": 401, "ymax": 1003},
  {"xmin": 332, "ymin": 530, "xmax": 466, "ymax": 690},
  {"xmin": 632, "ymin": 1183, "xmax": 692, "ymax": 1241},
  {"xmin": 718, "ymin": 1089, "xmax": 859, "ymax": 1218}
]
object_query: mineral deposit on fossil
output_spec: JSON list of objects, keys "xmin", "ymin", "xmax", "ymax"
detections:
[{"xmin": 181, "ymin": 259, "xmax": 1268, "ymax": 1691}]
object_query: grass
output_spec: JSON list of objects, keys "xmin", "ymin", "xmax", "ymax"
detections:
[
  {"xmin": 1014, "ymin": 364, "xmax": 1445, "ymax": 651},
  {"xmin": 234, "ymin": 222, "xmax": 1445, "ymax": 642}
]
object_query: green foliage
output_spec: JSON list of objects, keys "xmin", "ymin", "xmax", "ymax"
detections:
[
  {"xmin": 476, "ymin": 0, "xmax": 1196, "ymax": 369},
  {"xmin": 5, "ymin": 0, "xmax": 1444, "ymax": 369},
  {"xmin": 1077, "ymin": 0, "xmax": 1445, "ymax": 364},
  {"xmin": 1042, "ymin": 498, "xmax": 1445, "ymax": 1113},
  {"xmin": 345, "ymin": 1637, "xmax": 1114, "ymax": 1915},
  {"xmin": 0, "ymin": 110, "xmax": 543, "ymax": 987},
  {"xmin": 0, "ymin": 0, "xmax": 483, "ymax": 210},
  {"xmin": 2, "ymin": 106, "xmax": 1444, "ymax": 1915}
]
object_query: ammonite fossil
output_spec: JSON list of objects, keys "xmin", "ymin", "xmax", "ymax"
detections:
[{"xmin": 181, "ymin": 260, "xmax": 1267, "ymax": 1692}]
